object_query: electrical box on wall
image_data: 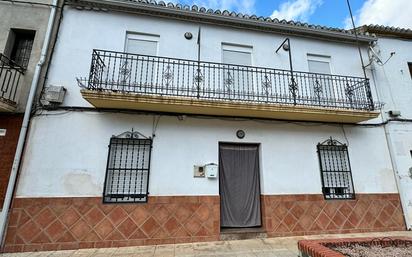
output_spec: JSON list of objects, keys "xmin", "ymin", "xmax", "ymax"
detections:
[
  {"xmin": 193, "ymin": 165, "xmax": 205, "ymax": 178},
  {"xmin": 205, "ymin": 163, "xmax": 218, "ymax": 179},
  {"xmin": 41, "ymin": 85, "xmax": 66, "ymax": 107}
]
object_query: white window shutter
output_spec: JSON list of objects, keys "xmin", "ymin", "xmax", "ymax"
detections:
[
  {"xmin": 125, "ymin": 33, "xmax": 159, "ymax": 56},
  {"xmin": 126, "ymin": 39, "xmax": 157, "ymax": 56},
  {"xmin": 308, "ymin": 60, "xmax": 331, "ymax": 74},
  {"xmin": 307, "ymin": 54, "xmax": 332, "ymax": 74},
  {"xmin": 222, "ymin": 50, "xmax": 252, "ymax": 66}
]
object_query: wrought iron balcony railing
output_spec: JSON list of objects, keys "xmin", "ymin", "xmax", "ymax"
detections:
[
  {"xmin": 87, "ymin": 49, "xmax": 378, "ymax": 112},
  {"xmin": 0, "ymin": 54, "xmax": 25, "ymax": 106}
]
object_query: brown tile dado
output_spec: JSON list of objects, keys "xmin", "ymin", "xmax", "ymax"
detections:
[
  {"xmin": 3, "ymin": 196, "xmax": 220, "ymax": 253},
  {"xmin": 2, "ymin": 194, "xmax": 406, "ymax": 253},
  {"xmin": 261, "ymin": 194, "xmax": 405, "ymax": 237}
]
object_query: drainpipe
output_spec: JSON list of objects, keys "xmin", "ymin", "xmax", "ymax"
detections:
[
  {"xmin": 0, "ymin": 0, "xmax": 59, "ymax": 247},
  {"xmin": 384, "ymin": 120, "xmax": 412, "ymax": 230}
]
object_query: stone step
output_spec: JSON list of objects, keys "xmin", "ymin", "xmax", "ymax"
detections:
[{"xmin": 220, "ymin": 227, "xmax": 267, "ymax": 241}]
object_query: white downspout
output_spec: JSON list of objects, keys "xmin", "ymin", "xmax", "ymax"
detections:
[
  {"xmin": 384, "ymin": 125, "xmax": 412, "ymax": 230},
  {"xmin": 0, "ymin": 0, "xmax": 59, "ymax": 246}
]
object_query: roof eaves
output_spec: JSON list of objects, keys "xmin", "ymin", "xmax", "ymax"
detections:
[
  {"xmin": 358, "ymin": 25, "xmax": 412, "ymax": 39},
  {"xmin": 66, "ymin": 0, "xmax": 376, "ymax": 43}
]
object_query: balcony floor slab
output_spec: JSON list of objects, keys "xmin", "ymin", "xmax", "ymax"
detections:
[
  {"xmin": 81, "ymin": 90, "xmax": 380, "ymax": 123},
  {"xmin": 0, "ymin": 98, "xmax": 17, "ymax": 113}
]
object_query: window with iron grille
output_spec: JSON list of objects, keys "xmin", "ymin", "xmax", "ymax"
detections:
[
  {"xmin": 7, "ymin": 29, "xmax": 35, "ymax": 69},
  {"xmin": 103, "ymin": 131, "xmax": 152, "ymax": 203},
  {"xmin": 317, "ymin": 138, "xmax": 355, "ymax": 200}
]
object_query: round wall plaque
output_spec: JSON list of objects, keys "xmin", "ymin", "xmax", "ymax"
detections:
[{"xmin": 236, "ymin": 130, "xmax": 245, "ymax": 139}]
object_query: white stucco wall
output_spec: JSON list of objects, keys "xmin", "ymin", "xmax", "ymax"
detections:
[
  {"xmin": 371, "ymin": 37, "xmax": 412, "ymax": 119},
  {"xmin": 16, "ymin": 111, "xmax": 397, "ymax": 198}
]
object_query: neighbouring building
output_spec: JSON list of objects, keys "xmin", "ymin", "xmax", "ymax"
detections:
[
  {"xmin": 0, "ymin": 0, "xmax": 59, "ymax": 218},
  {"xmin": 358, "ymin": 25, "xmax": 412, "ymax": 232},
  {"xmin": 1, "ymin": 0, "xmax": 410, "ymax": 253}
]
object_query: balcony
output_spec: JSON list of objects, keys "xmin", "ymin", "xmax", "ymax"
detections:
[
  {"xmin": 81, "ymin": 50, "xmax": 381, "ymax": 123},
  {"xmin": 0, "ymin": 54, "xmax": 24, "ymax": 112}
]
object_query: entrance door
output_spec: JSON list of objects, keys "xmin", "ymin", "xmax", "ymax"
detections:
[{"xmin": 219, "ymin": 143, "xmax": 261, "ymax": 228}]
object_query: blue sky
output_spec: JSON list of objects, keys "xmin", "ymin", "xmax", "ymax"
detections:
[
  {"xmin": 256, "ymin": 0, "xmax": 364, "ymax": 28},
  {"xmin": 175, "ymin": 0, "xmax": 412, "ymax": 29}
]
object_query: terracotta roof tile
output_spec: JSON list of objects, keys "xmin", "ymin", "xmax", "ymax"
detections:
[{"xmin": 112, "ymin": 0, "xmax": 360, "ymax": 35}]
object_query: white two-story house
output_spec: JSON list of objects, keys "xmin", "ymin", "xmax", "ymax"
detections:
[{"xmin": 2, "ymin": 0, "xmax": 409, "ymax": 253}]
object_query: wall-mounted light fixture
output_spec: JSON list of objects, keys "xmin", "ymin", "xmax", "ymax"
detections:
[
  {"xmin": 276, "ymin": 38, "xmax": 292, "ymax": 66},
  {"xmin": 184, "ymin": 32, "xmax": 193, "ymax": 40},
  {"xmin": 276, "ymin": 38, "xmax": 297, "ymax": 105},
  {"xmin": 282, "ymin": 42, "xmax": 290, "ymax": 51}
]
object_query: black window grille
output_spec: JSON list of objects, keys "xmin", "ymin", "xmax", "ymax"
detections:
[
  {"xmin": 7, "ymin": 29, "xmax": 35, "ymax": 69},
  {"xmin": 317, "ymin": 138, "xmax": 355, "ymax": 200},
  {"xmin": 103, "ymin": 131, "xmax": 152, "ymax": 203}
]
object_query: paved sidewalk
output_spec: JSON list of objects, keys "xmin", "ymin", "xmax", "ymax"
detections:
[{"xmin": 1, "ymin": 231, "xmax": 410, "ymax": 257}]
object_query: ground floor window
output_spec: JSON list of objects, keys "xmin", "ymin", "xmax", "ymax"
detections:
[
  {"xmin": 317, "ymin": 137, "xmax": 355, "ymax": 200},
  {"xmin": 103, "ymin": 131, "xmax": 152, "ymax": 203}
]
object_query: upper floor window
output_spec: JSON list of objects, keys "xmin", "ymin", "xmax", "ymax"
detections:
[
  {"xmin": 125, "ymin": 32, "xmax": 159, "ymax": 56},
  {"xmin": 222, "ymin": 43, "xmax": 252, "ymax": 66},
  {"xmin": 222, "ymin": 44, "xmax": 252, "ymax": 91},
  {"xmin": 317, "ymin": 138, "xmax": 355, "ymax": 200},
  {"xmin": 103, "ymin": 131, "xmax": 152, "ymax": 203},
  {"xmin": 6, "ymin": 29, "xmax": 35, "ymax": 69},
  {"xmin": 307, "ymin": 54, "xmax": 333, "ymax": 99},
  {"xmin": 307, "ymin": 54, "xmax": 331, "ymax": 75}
]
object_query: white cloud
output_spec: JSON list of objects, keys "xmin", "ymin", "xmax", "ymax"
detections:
[
  {"xmin": 344, "ymin": 0, "xmax": 412, "ymax": 29},
  {"xmin": 179, "ymin": 0, "xmax": 256, "ymax": 14},
  {"xmin": 270, "ymin": 0, "xmax": 323, "ymax": 21}
]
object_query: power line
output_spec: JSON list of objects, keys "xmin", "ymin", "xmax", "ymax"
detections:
[
  {"xmin": 346, "ymin": 0, "xmax": 368, "ymax": 79},
  {"xmin": 31, "ymin": 105, "xmax": 412, "ymax": 127}
]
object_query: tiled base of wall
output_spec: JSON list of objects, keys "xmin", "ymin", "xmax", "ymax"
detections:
[
  {"xmin": 2, "ymin": 194, "xmax": 405, "ymax": 253},
  {"xmin": 3, "ymin": 196, "xmax": 220, "ymax": 253},
  {"xmin": 261, "ymin": 194, "xmax": 405, "ymax": 237}
]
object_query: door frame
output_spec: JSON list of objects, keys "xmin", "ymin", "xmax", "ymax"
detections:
[{"xmin": 218, "ymin": 142, "xmax": 263, "ymax": 228}]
